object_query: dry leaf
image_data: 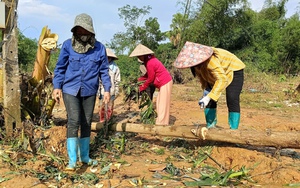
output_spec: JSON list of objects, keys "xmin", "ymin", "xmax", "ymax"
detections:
[{"xmin": 148, "ymin": 164, "xmax": 166, "ymax": 172}]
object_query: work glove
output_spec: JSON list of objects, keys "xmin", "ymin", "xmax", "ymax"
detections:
[{"xmin": 199, "ymin": 96, "xmax": 211, "ymax": 108}]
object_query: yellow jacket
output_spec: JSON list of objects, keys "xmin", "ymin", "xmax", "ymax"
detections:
[{"xmin": 198, "ymin": 47, "xmax": 245, "ymax": 101}]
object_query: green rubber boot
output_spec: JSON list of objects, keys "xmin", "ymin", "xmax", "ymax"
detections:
[
  {"xmin": 66, "ymin": 137, "xmax": 78, "ymax": 171},
  {"xmin": 204, "ymin": 108, "xmax": 217, "ymax": 128},
  {"xmin": 229, "ymin": 112, "xmax": 240, "ymax": 130}
]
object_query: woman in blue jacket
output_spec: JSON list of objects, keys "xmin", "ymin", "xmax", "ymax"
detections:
[{"xmin": 52, "ymin": 13, "xmax": 111, "ymax": 171}]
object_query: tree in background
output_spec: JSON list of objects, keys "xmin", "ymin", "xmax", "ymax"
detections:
[
  {"xmin": 115, "ymin": 55, "xmax": 140, "ymax": 83},
  {"xmin": 244, "ymin": 0, "xmax": 300, "ymax": 74},
  {"xmin": 16, "ymin": 0, "xmax": 300, "ymax": 79},
  {"xmin": 278, "ymin": 14, "xmax": 300, "ymax": 75},
  {"xmin": 171, "ymin": 0, "xmax": 300, "ymax": 76},
  {"xmin": 108, "ymin": 5, "xmax": 150, "ymax": 54},
  {"xmin": 168, "ymin": 0, "xmax": 195, "ymax": 49},
  {"xmin": 167, "ymin": 13, "xmax": 190, "ymax": 49},
  {"xmin": 138, "ymin": 17, "xmax": 166, "ymax": 50},
  {"xmin": 18, "ymin": 30, "xmax": 60, "ymax": 73},
  {"xmin": 107, "ymin": 4, "xmax": 166, "ymax": 54},
  {"xmin": 18, "ymin": 31, "xmax": 38, "ymax": 73},
  {"xmin": 183, "ymin": 0, "xmax": 250, "ymax": 49}
]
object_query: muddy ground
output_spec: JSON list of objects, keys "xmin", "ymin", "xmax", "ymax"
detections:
[{"xmin": 0, "ymin": 83, "xmax": 299, "ymax": 188}]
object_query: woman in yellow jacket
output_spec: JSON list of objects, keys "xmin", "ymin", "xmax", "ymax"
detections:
[{"xmin": 174, "ymin": 41, "xmax": 245, "ymax": 129}]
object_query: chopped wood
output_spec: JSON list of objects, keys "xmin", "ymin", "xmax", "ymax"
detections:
[{"xmin": 91, "ymin": 122, "xmax": 300, "ymax": 149}]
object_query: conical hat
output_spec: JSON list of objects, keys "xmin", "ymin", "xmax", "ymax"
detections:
[
  {"xmin": 129, "ymin": 44, "xmax": 154, "ymax": 57},
  {"xmin": 174, "ymin": 41, "xmax": 213, "ymax": 68},
  {"xmin": 106, "ymin": 48, "xmax": 118, "ymax": 60}
]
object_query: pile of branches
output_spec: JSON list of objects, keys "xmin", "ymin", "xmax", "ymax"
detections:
[{"xmin": 122, "ymin": 78, "xmax": 156, "ymax": 124}]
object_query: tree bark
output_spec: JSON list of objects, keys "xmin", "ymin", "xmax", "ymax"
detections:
[
  {"xmin": 91, "ymin": 122, "xmax": 300, "ymax": 149},
  {"xmin": 2, "ymin": 0, "xmax": 22, "ymax": 135}
]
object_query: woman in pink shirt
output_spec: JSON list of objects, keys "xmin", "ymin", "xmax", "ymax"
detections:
[{"xmin": 130, "ymin": 44, "xmax": 173, "ymax": 125}]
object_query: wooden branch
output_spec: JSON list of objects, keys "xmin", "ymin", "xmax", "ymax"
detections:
[{"xmin": 91, "ymin": 122, "xmax": 300, "ymax": 149}]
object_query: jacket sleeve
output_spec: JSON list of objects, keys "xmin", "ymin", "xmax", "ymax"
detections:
[
  {"xmin": 99, "ymin": 47, "xmax": 111, "ymax": 92},
  {"xmin": 139, "ymin": 61, "xmax": 155, "ymax": 91},
  {"xmin": 115, "ymin": 66, "xmax": 121, "ymax": 94},
  {"xmin": 207, "ymin": 59, "xmax": 228, "ymax": 101},
  {"xmin": 53, "ymin": 41, "xmax": 70, "ymax": 89}
]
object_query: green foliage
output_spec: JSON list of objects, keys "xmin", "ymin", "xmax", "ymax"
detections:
[
  {"xmin": 165, "ymin": 163, "xmax": 181, "ymax": 176},
  {"xmin": 122, "ymin": 78, "xmax": 157, "ymax": 124},
  {"xmin": 192, "ymin": 146, "xmax": 213, "ymax": 168},
  {"xmin": 115, "ymin": 55, "xmax": 140, "ymax": 84},
  {"xmin": 107, "ymin": 4, "xmax": 167, "ymax": 55},
  {"xmin": 17, "ymin": 29, "xmax": 59, "ymax": 73},
  {"xmin": 154, "ymin": 148, "xmax": 165, "ymax": 155},
  {"xmin": 167, "ymin": 13, "xmax": 191, "ymax": 48},
  {"xmin": 141, "ymin": 17, "xmax": 167, "ymax": 50},
  {"xmin": 279, "ymin": 74, "xmax": 287, "ymax": 82},
  {"xmin": 184, "ymin": 166, "xmax": 250, "ymax": 186},
  {"xmin": 183, "ymin": 0, "xmax": 250, "ymax": 48},
  {"xmin": 173, "ymin": 0, "xmax": 300, "ymax": 78},
  {"xmin": 18, "ymin": 31, "xmax": 38, "ymax": 73},
  {"xmin": 139, "ymin": 92, "xmax": 156, "ymax": 124},
  {"xmin": 155, "ymin": 42, "xmax": 178, "ymax": 70},
  {"xmin": 48, "ymin": 49, "xmax": 60, "ymax": 72},
  {"xmin": 108, "ymin": 5, "xmax": 152, "ymax": 54},
  {"xmin": 278, "ymin": 14, "xmax": 300, "ymax": 75},
  {"xmin": 15, "ymin": 0, "xmax": 300, "ymax": 81}
]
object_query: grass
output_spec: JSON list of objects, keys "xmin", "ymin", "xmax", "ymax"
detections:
[
  {"xmin": 173, "ymin": 69, "xmax": 300, "ymax": 113},
  {"xmin": 242, "ymin": 72, "xmax": 299, "ymax": 113}
]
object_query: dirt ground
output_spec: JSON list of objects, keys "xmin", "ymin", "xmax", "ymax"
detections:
[{"xmin": 0, "ymin": 84, "xmax": 299, "ymax": 188}]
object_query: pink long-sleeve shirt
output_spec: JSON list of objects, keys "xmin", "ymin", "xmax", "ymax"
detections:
[{"xmin": 138, "ymin": 56, "xmax": 172, "ymax": 91}]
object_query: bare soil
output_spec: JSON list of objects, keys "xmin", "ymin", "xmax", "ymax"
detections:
[{"xmin": 0, "ymin": 84, "xmax": 299, "ymax": 188}]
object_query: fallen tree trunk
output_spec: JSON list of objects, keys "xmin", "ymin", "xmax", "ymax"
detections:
[{"xmin": 91, "ymin": 122, "xmax": 300, "ymax": 149}]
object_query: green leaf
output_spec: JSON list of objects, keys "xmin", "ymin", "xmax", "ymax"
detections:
[{"xmin": 100, "ymin": 163, "xmax": 112, "ymax": 175}]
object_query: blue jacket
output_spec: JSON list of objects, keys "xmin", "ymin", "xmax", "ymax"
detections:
[{"xmin": 53, "ymin": 39, "xmax": 111, "ymax": 97}]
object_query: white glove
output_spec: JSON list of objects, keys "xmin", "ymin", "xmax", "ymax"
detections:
[{"xmin": 199, "ymin": 96, "xmax": 211, "ymax": 108}]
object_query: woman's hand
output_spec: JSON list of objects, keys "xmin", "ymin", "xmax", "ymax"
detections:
[
  {"xmin": 199, "ymin": 96, "xmax": 211, "ymax": 108},
  {"xmin": 103, "ymin": 92, "xmax": 110, "ymax": 104},
  {"xmin": 52, "ymin": 89, "xmax": 62, "ymax": 104}
]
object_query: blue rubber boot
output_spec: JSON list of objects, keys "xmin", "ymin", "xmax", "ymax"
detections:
[
  {"xmin": 66, "ymin": 137, "xmax": 78, "ymax": 171},
  {"xmin": 229, "ymin": 112, "xmax": 240, "ymax": 130},
  {"xmin": 79, "ymin": 137, "xmax": 98, "ymax": 165},
  {"xmin": 204, "ymin": 108, "xmax": 217, "ymax": 128}
]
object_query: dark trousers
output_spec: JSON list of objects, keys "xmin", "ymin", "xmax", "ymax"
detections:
[
  {"xmin": 207, "ymin": 69, "xmax": 244, "ymax": 112},
  {"xmin": 145, "ymin": 83, "xmax": 156, "ymax": 100},
  {"xmin": 63, "ymin": 93, "xmax": 96, "ymax": 138}
]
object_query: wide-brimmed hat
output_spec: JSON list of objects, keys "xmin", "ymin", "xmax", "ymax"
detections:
[
  {"xmin": 71, "ymin": 13, "xmax": 95, "ymax": 34},
  {"xmin": 129, "ymin": 44, "xmax": 154, "ymax": 57},
  {"xmin": 174, "ymin": 41, "xmax": 213, "ymax": 68},
  {"xmin": 106, "ymin": 48, "xmax": 118, "ymax": 60}
]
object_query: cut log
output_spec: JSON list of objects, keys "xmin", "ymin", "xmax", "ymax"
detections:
[
  {"xmin": 22, "ymin": 26, "xmax": 58, "ymax": 119},
  {"xmin": 31, "ymin": 26, "xmax": 54, "ymax": 84},
  {"xmin": 91, "ymin": 122, "xmax": 300, "ymax": 149}
]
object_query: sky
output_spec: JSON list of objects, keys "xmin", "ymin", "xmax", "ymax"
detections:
[{"xmin": 17, "ymin": 0, "xmax": 299, "ymax": 46}]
